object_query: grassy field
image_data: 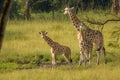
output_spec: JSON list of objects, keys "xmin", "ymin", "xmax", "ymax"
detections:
[
  {"xmin": 0, "ymin": 64, "xmax": 120, "ymax": 80},
  {"xmin": 0, "ymin": 11, "xmax": 120, "ymax": 80}
]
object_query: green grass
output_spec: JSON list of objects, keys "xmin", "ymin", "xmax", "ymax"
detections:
[
  {"xmin": 0, "ymin": 11, "xmax": 120, "ymax": 80},
  {"xmin": 1, "ymin": 20, "xmax": 79, "ymax": 61},
  {"xmin": 0, "ymin": 64, "xmax": 120, "ymax": 80}
]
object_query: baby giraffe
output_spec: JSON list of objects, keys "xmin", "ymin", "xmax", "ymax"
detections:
[
  {"xmin": 39, "ymin": 31, "xmax": 72, "ymax": 65},
  {"xmin": 78, "ymin": 30, "xmax": 93, "ymax": 66}
]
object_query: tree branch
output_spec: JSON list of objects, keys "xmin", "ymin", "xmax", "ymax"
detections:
[
  {"xmin": 86, "ymin": 15, "xmax": 120, "ymax": 26},
  {"xmin": 85, "ymin": 15, "xmax": 120, "ymax": 32}
]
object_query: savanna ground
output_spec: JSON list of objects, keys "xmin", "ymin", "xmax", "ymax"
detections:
[{"xmin": 0, "ymin": 11, "xmax": 120, "ymax": 80}]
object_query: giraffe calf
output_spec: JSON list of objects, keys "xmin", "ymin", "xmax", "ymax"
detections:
[
  {"xmin": 78, "ymin": 31, "xmax": 93, "ymax": 66},
  {"xmin": 39, "ymin": 31, "xmax": 72, "ymax": 65},
  {"xmin": 79, "ymin": 40, "xmax": 93, "ymax": 66}
]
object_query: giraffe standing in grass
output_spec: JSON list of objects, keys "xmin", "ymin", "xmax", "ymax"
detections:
[
  {"xmin": 39, "ymin": 31, "xmax": 72, "ymax": 65},
  {"xmin": 64, "ymin": 6, "xmax": 107, "ymax": 65},
  {"xmin": 78, "ymin": 29, "xmax": 93, "ymax": 65}
]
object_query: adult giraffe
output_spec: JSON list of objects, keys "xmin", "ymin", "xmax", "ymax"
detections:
[{"xmin": 64, "ymin": 6, "xmax": 107, "ymax": 65}]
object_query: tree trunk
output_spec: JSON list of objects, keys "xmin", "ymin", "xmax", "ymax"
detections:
[
  {"xmin": 51, "ymin": 0, "xmax": 55, "ymax": 20},
  {"xmin": 0, "ymin": 0, "xmax": 12, "ymax": 50},
  {"xmin": 112, "ymin": 0, "xmax": 120, "ymax": 15},
  {"xmin": 75, "ymin": 0, "xmax": 80, "ymax": 14},
  {"xmin": 25, "ymin": 0, "xmax": 31, "ymax": 20}
]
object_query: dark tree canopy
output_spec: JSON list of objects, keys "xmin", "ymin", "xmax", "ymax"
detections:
[
  {"xmin": 0, "ymin": 0, "xmax": 4, "ymax": 14},
  {"xmin": 0, "ymin": 0, "xmax": 119, "ymax": 19}
]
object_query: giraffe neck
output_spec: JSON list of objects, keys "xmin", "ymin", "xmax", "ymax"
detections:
[
  {"xmin": 43, "ymin": 36, "xmax": 55, "ymax": 47},
  {"xmin": 79, "ymin": 30, "xmax": 86, "ymax": 41},
  {"xmin": 68, "ymin": 11, "xmax": 90, "ymax": 31}
]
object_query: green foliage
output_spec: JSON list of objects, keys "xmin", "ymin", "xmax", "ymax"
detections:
[
  {"xmin": 29, "ymin": 0, "xmax": 64, "ymax": 12},
  {"xmin": 9, "ymin": 0, "xmax": 23, "ymax": 19},
  {"xmin": 0, "ymin": 0, "xmax": 4, "ymax": 14},
  {"xmin": 30, "ymin": 0, "xmax": 51, "ymax": 12},
  {"xmin": 28, "ymin": 0, "xmax": 112, "ymax": 12},
  {"xmin": 0, "ymin": 0, "xmax": 113, "ymax": 19},
  {"xmin": 0, "ymin": 63, "xmax": 19, "ymax": 72}
]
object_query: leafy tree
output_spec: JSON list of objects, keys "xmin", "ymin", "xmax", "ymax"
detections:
[
  {"xmin": 9, "ymin": 0, "xmax": 22, "ymax": 19},
  {"xmin": 29, "ymin": 0, "xmax": 51, "ymax": 12},
  {"xmin": 0, "ymin": 0, "xmax": 116, "ymax": 19},
  {"xmin": 0, "ymin": 0, "xmax": 4, "ymax": 14},
  {"xmin": 112, "ymin": 0, "xmax": 120, "ymax": 15},
  {"xmin": 25, "ymin": 0, "xmax": 31, "ymax": 20}
]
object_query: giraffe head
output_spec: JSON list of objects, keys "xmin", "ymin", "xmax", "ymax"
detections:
[
  {"xmin": 39, "ymin": 31, "xmax": 48, "ymax": 38},
  {"xmin": 64, "ymin": 6, "xmax": 74, "ymax": 15}
]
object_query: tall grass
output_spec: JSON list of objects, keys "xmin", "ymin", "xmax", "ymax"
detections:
[
  {"xmin": 0, "ymin": 64, "xmax": 120, "ymax": 80},
  {"xmin": 0, "ymin": 11, "xmax": 120, "ymax": 79},
  {"xmin": 0, "ymin": 20, "xmax": 80, "ymax": 67}
]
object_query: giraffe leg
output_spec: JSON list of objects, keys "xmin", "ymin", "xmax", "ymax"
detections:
[
  {"xmin": 95, "ymin": 45, "xmax": 101, "ymax": 65},
  {"xmin": 79, "ymin": 52, "xmax": 84, "ymax": 65},
  {"xmin": 51, "ymin": 53, "xmax": 56, "ymax": 65},
  {"xmin": 69, "ymin": 54, "xmax": 72, "ymax": 63},
  {"xmin": 69, "ymin": 55, "xmax": 73, "ymax": 63},
  {"xmin": 84, "ymin": 57, "xmax": 87, "ymax": 67},
  {"xmin": 64, "ymin": 53, "xmax": 69, "ymax": 64},
  {"xmin": 64, "ymin": 52, "xmax": 72, "ymax": 64},
  {"xmin": 88, "ymin": 49, "xmax": 92, "ymax": 65},
  {"xmin": 85, "ymin": 51, "xmax": 90, "ymax": 65},
  {"xmin": 84, "ymin": 52, "xmax": 88, "ymax": 66},
  {"xmin": 88, "ymin": 52, "xmax": 91, "ymax": 65},
  {"xmin": 82, "ymin": 54, "xmax": 86, "ymax": 67},
  {"xmin": 102, "ymin": 47, "xmax": 107, "ymax": 64},
  {"xmin": 96, "ymin": 51, "xmax": 100, "ymax": 65}
]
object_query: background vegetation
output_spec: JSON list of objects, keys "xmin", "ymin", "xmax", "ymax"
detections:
[
  {"xmin": 0, "ymin": 0, "xmax": 120, "ymax": 80},
  {"xmin": 0, "ymin": 0, "xmax": 115, "ymax": 19}
]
